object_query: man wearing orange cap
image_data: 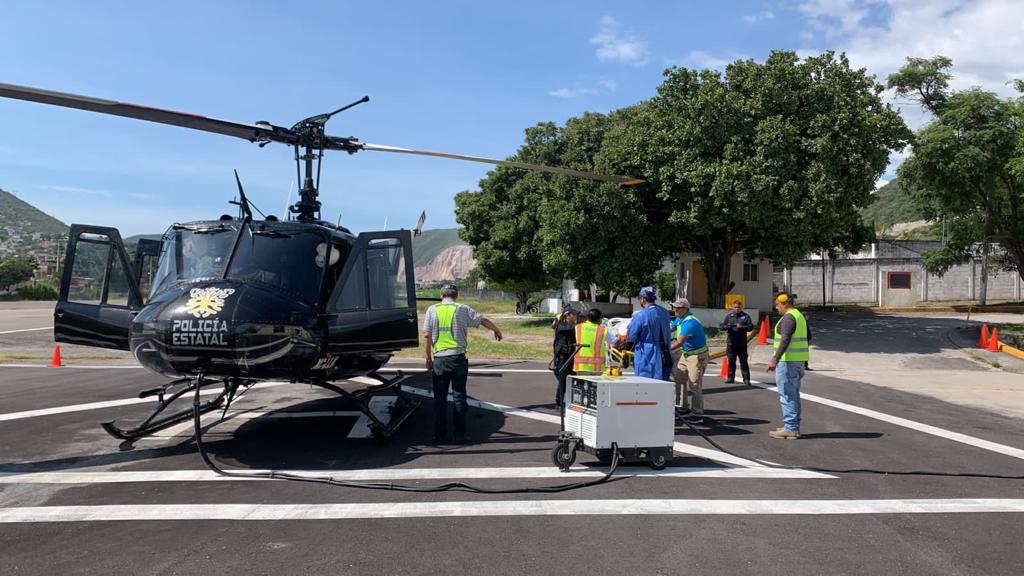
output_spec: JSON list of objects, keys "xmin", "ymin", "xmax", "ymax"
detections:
[{"xmin": 767, "ymin": 292, "xmax": 809, "ymax": 439}]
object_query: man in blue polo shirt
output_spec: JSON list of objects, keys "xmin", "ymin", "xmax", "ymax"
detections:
[{"xmin": 669, "ymin": 298, "xmax": 708, "ymax": 423}]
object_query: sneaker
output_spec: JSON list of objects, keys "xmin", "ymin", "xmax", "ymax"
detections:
[
  {"xmin": 725, "ymin": 378, "xmax": 735, "ymax": 384},
  {"xmin": 674, "ymin": 409, "xmax": 691, "ymax": 421},
  {"xmin": 768, "ymin": 428, "xmax": 800, "ymax": 440},
  {"xmin": 683, "ymin": 413, "xmax": 703, "ymax": 424}
]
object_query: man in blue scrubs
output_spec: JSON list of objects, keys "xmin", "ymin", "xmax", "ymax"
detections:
[{"xmin": 619, "ymin": 286, "xmax": 672, "ymax": 380}]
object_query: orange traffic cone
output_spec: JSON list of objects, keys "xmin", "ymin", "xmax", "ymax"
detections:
[
  {"xmin": 757, "ymin": 317, "xmax": 769, "ymax": 345},
  {"xmin": 979, "ymin": 324, "xmax": 990, "ymax": 348},
  {"xmin": 49, "ymin": 345, "xmax": 63, "ymax": 367},
  {"xmin": 987, "ymin": 328, "xmax": 1001, "ymax": 352},
  {"xmin": 719, "ymin": 356, "xmax": 730, "ymax": 378}
]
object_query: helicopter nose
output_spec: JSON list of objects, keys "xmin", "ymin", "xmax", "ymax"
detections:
[{"xmin": 131, "ymin": 281, "xmax": 320, "ymax": 377}]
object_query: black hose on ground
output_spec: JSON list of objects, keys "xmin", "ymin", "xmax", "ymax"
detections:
[{"xmin": 192, "ymin": 379, "xmax": 629, "ymax": 493}]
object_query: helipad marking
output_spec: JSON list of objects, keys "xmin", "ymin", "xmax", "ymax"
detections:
[
  {"xmin": 2, "ymin": 499, "xmax": 1022, "ymax": 522},
  {"xmin": 0, "ymin": 465, "xmax": 830, "ymax": 484},
  {"xmin": 399, "ymin": 386, "xmax": 780, "ymax": 470},
  {"xmin": 0, "ymin": 327, "xmax": 51, "ymax": 335},
  {"xmin": 0, "ymin": 383, "xmax": 288, "ymax": 422},
  {"xmin": 750, "ymin": 379, "xmax": 1024, "ymax": 461}
]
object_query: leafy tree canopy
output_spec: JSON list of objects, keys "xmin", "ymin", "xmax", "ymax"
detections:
[{"xmin": 889, "ymin": 56, "xmax": 1024, "ymax": 279}]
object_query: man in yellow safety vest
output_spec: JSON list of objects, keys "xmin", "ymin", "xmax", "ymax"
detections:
[
  {"xmin": 423, "ymin": 284, "xmax": 503, "ymax": 444},
  {"xmin": 767, "ymin": 292, "xmax": 809, "ymax": 440}
]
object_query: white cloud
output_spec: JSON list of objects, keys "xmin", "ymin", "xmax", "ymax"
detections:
[
  {"xmin": 798, "ymin": 1, "xmax": 1024, "ymax": 176},
  {"xmin": 548, "ymin": 87, "xmax": 599, "ymax": 99},
  {"xmin": 801, "ymin": 0, "xmax": 1024, "ymax": 97},
  {"xmin": 547, "ymin": 79, "xmax": 618, "ymax": 99},
  {"xmin": 41, "ymin": 184, "xmax": 112, "ymax": 197},
  {"xmin": 590, "ymin": 16, "xmax": 649, "ymax": 67},
  {"xmin": 744, "ymin": 10, "xmax": 776, "ymax": 24},
  {"xmin": 668, "ymin": 50, "xmax": 750, "ymax": 71}
]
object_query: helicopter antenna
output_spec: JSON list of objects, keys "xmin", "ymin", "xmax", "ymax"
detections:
[
  {"xmin": 230, "ymin": 170, "xmax": 253, "ymax": 220},
  {"xmin": 414, "ymin": 211, "xmax": 426, "ymax": 237},
  {"xmin": 284, "ymin": 181, "xmax": 293, "ymax": 221},
  {"xmin": 230, "ymin": 170, "xmax": 267, "ymax": 220}
]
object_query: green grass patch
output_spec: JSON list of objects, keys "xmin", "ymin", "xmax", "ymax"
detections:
[{"xmin": 416, "ymin": 297, "xmax": 520, "ymax": 315}]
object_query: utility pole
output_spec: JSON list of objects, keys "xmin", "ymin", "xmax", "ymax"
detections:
[{"xmin": 979, "ymin": 241, "xmax": 989, "ymax": 306}]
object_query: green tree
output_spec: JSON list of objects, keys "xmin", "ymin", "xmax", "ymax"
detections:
[
  {"xmin": 602, "ymin": 51, "xmax": 910, "ymax": 306},
  {"xmin": 888, "ymin": 56, "xmax": 1024, "ymax": 296},
  {"xmin": 0, "ymin": 255, "xmax": 37, "ymax": 291},
  {"xmin": 533, "ymin": 109, "xmax": 665, "ymax": 298},
  {"xmin": 454, "ymin": 126, "xmax": 559, "ymax": 309}
]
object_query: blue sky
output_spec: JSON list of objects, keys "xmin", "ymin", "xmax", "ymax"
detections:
[{"xmin": 2, "ymin": 1, "xmax": 1022, "ymax": 236}]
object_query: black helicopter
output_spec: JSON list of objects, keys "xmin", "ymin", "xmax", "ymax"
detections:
[{"xmin": 0, "ymin": 82, "xmax": 642, "ymax": 442}]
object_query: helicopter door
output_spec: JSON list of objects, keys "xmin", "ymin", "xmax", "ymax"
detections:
[
  {"xmin": 132, "ymin": 238, "xmax": 162, "ymax": 304},
  {"xmin": 326, "ymin": 231, "xmax": 418, "ymax": 352},
  {"xmin": 54, "ymin": 225, "xmax": 144, "ymax": 351}
]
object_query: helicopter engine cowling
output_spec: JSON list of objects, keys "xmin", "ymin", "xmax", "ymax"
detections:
[{"xmin": 130, "ymin": 281, "xmax": 321, "ymax": 379}]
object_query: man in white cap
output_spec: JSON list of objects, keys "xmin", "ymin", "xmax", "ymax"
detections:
[
  {"xmin": 423, "ymin": 284, "xmax": 503, "ymax": 444},
  {"xmin": 669, "ymin": 298, "xmax": 708, "ymax": 423}
]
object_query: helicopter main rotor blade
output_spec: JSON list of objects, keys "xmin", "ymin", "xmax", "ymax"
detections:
[
  {"xmin": 0, "ymin": 82, "xmax": 296, "ymax": 145},
  {"xmin": 360, "ymin": 143, "xmax": 645, "ymax": 186}
]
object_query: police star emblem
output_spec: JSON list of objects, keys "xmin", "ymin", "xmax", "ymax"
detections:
[{"xmin": 185, "ymin": 287, "xmax": 236, "ymax": 318}]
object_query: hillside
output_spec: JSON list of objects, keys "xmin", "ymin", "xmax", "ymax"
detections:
[
  {"xmin": 0, "ymin": 189, "xmax": 68, "ymax": 238},
  {"xmin": 0, "ymin": 189, "xmax": 69, "ymax": 262},
  {"xmin": 413, "ymin": 228, "xmax": 466, "ymax": 267},
  {"xmin": 859, "ymin": 179, "xmax": 928, "ymax": 236}
]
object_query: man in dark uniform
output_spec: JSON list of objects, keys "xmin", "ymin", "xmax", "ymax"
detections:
[
  {"xmin": 719, "ymin": 298, "xmax": 753, "ymax": 385},
  {"xmin": 550, "ymin": 305, "xmax": 577, "ymax": 408}
]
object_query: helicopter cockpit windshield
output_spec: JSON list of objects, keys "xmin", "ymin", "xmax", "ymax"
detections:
[{"xmin": 150, "ymin": 221, "xmax": 338, "ymax": 304}]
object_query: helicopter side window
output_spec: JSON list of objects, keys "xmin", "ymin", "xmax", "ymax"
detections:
[
  {"xmin": 332, "ymin": 251, "xmax": 367, "ymax": 310},
  {"xmin": 367, "ymin": 238, "xmax": 407, "ymax": 310},
  {"xmin": 67, "ymin": 232, "xmax": 131, "ymax": 306}
]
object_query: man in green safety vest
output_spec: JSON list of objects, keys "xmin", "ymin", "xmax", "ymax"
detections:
[
  {"xmin": 423, "ymin": 284, "xmax": 503, "ymax": 444},
  {"xmin": 767, "ymin": 292, "xmax": 809, "ymax": 439}
]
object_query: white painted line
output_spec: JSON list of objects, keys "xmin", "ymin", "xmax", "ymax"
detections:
[
  {"xmin": 0, "ymin": 327, "xmax": 51, "ymax": 335},
  {"xmin": 0, "ymin": 382, "xmax": 289, "ymax": 422},
  {"xmin": 2, "ymin": 499, "xmax": 1022, "ymax": 522},
  {"xmin": 399, "ymin": 386, "xmax": 787, "ymax": 471},
  {"xmin": 751, "ymin": 379, "xmax": 1024, "ymax": 462},
  {"xmin": 0, "ymin": 465, "xmax": 830, "ymax": 485},
  {"xmin": 0, "ymin": 364, "xmax": 142, "ymax": 369},
  {"xmin": 382, "ymin": 367, "xmax": 555, "ymax": 374}
]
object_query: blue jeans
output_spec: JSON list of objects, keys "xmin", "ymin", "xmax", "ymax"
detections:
[
  {"xmin": 432, "ymin": 354, "xmax": 469, "ymax": 438},
  {"xmin": 775, "ymin": 361, "xmax": 805, "ymax": 432}
]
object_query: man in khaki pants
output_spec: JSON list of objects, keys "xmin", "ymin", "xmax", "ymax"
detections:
[{"xmin": 669, "ymin": 298, "xmax": 709, "ymax": 424}]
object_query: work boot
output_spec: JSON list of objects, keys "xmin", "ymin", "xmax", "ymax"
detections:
[{"xmin": 769, "ymin": 428, "xmax": 800, "ymax": 440}]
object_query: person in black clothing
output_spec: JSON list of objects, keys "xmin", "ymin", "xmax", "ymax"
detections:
[
  {"xmin": 550, "ymin": 305, "xmax": 577, "ymax": 408},
  {"xmin": 719, "ymin": 299, "xmax": 754, "ymax": 385}
]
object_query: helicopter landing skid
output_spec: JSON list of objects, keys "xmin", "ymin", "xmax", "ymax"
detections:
[
  {"xmin": 100, "ymin": 376, "xmax": 239, "ymax": 442},
  {"xmin": 315, "ymin": 371, "xmax": 419, "ymax": 440}
]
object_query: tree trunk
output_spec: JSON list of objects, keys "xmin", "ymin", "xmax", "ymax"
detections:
[
  {"xmin": 701, "ymin": 251, "xmax": 734, "ymax": 309},
  {"xmin": 979, "ymin": 242, "xmax": 989, "ymax": 306},
  {"xmin": 516, "ymin": 291, "xmax": 528, "ymax": 313}
]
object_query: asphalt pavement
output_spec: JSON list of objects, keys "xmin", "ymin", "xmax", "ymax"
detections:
[{"xmin": 2, "ymin": 357, "xmax": 1023, "ymax": 575}]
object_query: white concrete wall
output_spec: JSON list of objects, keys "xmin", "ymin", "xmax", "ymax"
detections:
[{"xmin": 676, "ymin": 253, "xmax": 773, "ymax": 313}]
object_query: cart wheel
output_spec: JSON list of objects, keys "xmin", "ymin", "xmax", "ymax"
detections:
[
  {"xmin": 647, "ymin": 452, "xmax": 669, "ymax": 470},
  {"xmin": 551, "ymin": 442, "xmax": 576, "ymax": 470}
]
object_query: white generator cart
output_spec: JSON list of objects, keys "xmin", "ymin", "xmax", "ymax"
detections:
[{"xmin": 552, "ymin": 374, "xmax": 675, "ymax": 471}]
